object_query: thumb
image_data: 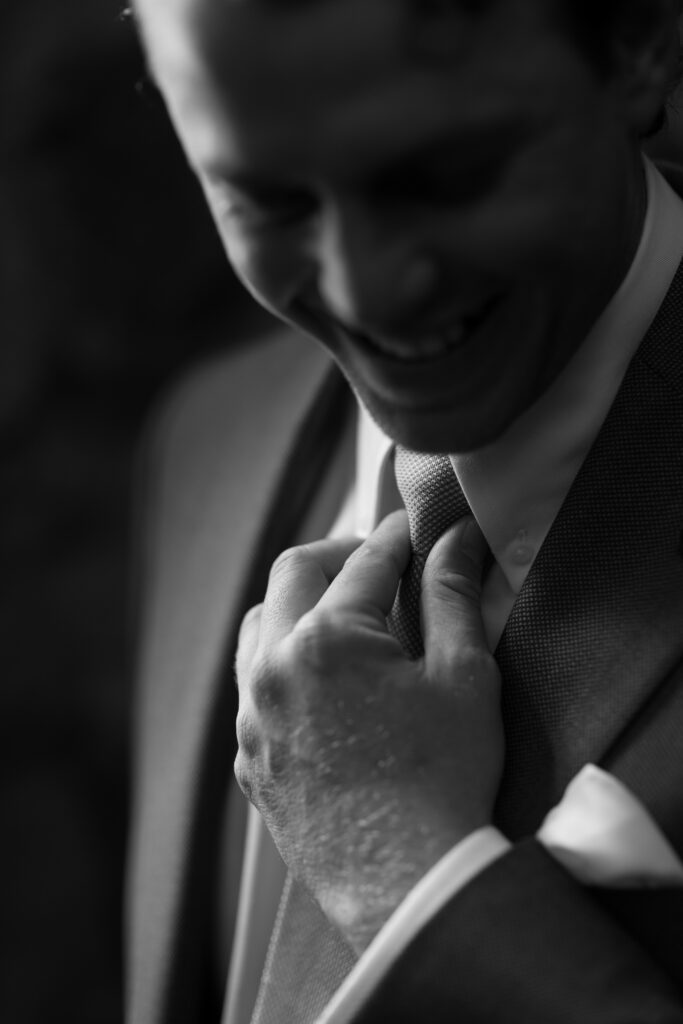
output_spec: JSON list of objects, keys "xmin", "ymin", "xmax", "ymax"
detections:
[{"xmin": 420, "ymin": 517, "xmax": 491, "ymax": 673}]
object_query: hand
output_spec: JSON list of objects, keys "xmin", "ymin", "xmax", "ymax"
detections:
[{"xmin": 234, "ymin": 510, "xmax": 504, "ymax": 952}]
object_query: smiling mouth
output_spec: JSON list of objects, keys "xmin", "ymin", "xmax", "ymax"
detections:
[{"xmin": 340, "ymin": 295, "xmax": 501, "ymax": 363}]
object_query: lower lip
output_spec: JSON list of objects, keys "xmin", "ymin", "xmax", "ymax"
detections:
[
  {"xmin": 347, "ymin": 295, "xmax": 502, "ymax": 365},
  {"xmin": 338, "ymin": 291, "xmax": 514, "ymax": 409}
]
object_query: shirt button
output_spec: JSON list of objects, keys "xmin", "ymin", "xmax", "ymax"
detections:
[{"xmin": 510, "ymin": 543, "xmax": 535, "ymax": 567}]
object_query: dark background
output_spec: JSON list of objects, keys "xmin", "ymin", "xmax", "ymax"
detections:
[
  {"xmin": 0, "ymin": 2, "xmax": 271, "ymax": 1021},
  {"xmin": 0, "ymin": 3, "xmax": 681, "ymax": 1023}
]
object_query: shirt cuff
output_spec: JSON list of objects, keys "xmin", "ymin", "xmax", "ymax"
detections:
[
  {"xmin": 318, "ymin": 766, "xmax": 683, "ymax": 1023},
  {"xmin": 317, "ymin": 827, "xmax": 510, "ymax": 1023},
  {"xmin": 537, "ymin": 763, "xmax": 683, "ymax": 887}
]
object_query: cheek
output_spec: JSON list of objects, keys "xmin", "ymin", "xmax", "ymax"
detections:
[
  {"xmin": 440, "ymin": 158, "xmax": 606, "ymax": 284},
  {"xmin": 427, "ymin": 190, "xmax": 571, "ymax": 289}
]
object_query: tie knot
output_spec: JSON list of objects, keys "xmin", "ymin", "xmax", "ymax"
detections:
[
  {"xmin": 389, "ymin": 446, "xmax": 472, "ymax": 658},
  {"xmin": 394, "ymin": 446, "xmax": 470, "ymax": 558}
]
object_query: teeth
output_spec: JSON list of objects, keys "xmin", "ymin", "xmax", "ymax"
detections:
[
  {"xmin": 369, "ymin": 321, "xmax": 467, "ymax": 362},
  {"xmin": 339, "ymin": 294, "xmax": 499, "ymax": 363}
]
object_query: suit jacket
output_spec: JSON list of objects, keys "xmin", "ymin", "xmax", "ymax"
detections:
[{"xmin": 126, "ymin": 259, "xmax": 683, "ymax": 1024}]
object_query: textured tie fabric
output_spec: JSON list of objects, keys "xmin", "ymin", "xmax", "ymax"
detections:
[
  {"xmin": 249, "ymin": 873, "xmax": 357, "ymax": 1024},
  {"xmin": 388, "ymin": 446, "xmax": 472, "ymax": 659}
]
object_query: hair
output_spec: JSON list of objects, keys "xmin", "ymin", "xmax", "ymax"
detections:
[
  {"xmin": 564, "ymin": 0, "xmax": 683, "ymax": 134},
  {"xmin": 126, "ymin": 0, "xmax": 682, "ymax": 134}
]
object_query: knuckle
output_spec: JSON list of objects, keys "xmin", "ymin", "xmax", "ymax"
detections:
[
  {"xmin": 234, "ymin": 649, "xmax": 250, "ymax": 690},
  {"xmin": 344, "ymin": 540, "xmax": 386, "ymax": 579},
  {"xmin": 250, "ymin": 661, "xmax": 282, "ymax": 712},
  {"xmin": 344, "ymin": 541, "xmax": 372, "ymax": 568},
  {"xmin": 239, "ymin": 603, "xmax": 263, "ymax": 634},
  {"xmin": 233, "ymin": 751, "xmax": 253, "ymax": 801},
  {"xmin": 463, "ymin": 645, "xmax": 496, "ymax": 674},
  {"xmin": 427, "ymin": 567, "xmax": 482, "ymax": 604},
  {"xmin": 235, "ymin": 707, "xmax": 260, "ymax": 757},
  {"xmin": 453, "ymin": 646, "xmax": 500, "ymax": 690},
  {"xmin": 289, "ymin": 609, "xmax": 339, "ymax": 668},
  {"xmin": 269, "ymin": 545, "xmax": 305, "ymax": 581}
]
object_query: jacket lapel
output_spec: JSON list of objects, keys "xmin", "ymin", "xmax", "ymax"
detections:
[
  {"xmin": 127, "ymin": 266, "xmax": 683, "ymax": 1017},
  {"xmin": 126, "ymin": 329, "xmax": 352, "ymax": 1024},
  {"xmin": 495, "ymin": 261, "xmax": 683, "ymax": 838}
]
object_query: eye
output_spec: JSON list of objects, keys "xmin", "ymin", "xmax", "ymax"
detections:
[
  {"xmin": 423, "ymin": 157, "xmax": 505, "ymax": 204},
  {"xmin": 373, "ymin": 120, "xmax": 523, "ymax": 210},
  {"xmin": 209, "ymin": 180, "xmax": 317, "ymax": 229},
  {"xmin": 377, "ymin": 153, "xmax": 503, "ymax": 209}
]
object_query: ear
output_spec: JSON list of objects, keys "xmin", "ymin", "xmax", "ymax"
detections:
[{"xmin": 610, "ymin": 0, "xmax": 681, "ymax": 135}]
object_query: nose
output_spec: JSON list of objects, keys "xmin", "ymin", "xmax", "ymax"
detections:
[{"xmin": 315, "ymin": 198, "xmax": 438, "ymax": 334}]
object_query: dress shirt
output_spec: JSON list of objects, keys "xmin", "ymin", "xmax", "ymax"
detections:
[
  {"xmin": 315, "ymin": 157, "xmax": 683, "ymax": 1023},
  {"xmin": 354, "ymin": 157, "xmax": 683, "ymax": 650}
]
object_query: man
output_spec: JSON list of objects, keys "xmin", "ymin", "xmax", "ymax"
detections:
[{"xmin": 127, "ymin": 1, "xmax": 683, "ymax": 1022}]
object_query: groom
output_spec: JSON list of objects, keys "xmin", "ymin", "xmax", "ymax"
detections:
[{"xmin": 127, "ymin": 2, "xmax": 683, "ymax": 1022}]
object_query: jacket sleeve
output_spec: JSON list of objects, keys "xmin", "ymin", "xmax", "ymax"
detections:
[{"xmin": 350, "ymin": 839, "xmax": 683, "ymax": 1024}]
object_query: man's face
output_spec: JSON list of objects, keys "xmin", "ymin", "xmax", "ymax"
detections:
[{"xmin": 140, "ymin": 0, "xmax": 644, "ymax": 452}]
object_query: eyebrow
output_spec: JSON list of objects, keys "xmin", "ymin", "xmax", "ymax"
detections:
[
  {"xmin": 204, "ymin": 114, "xmax": 531, "ymax": 197},
  {"xmin": 205, "ymin": 169, "xmax": 304, "ymax": 200}
]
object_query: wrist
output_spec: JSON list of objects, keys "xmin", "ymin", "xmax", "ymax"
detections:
[
  {"xmin": 319, "ymin": 863, "xmax": 422, "ymax": 954},
  {"xmin": 318, "ymin": 817, "xmax": 486, "ymax": 953}
]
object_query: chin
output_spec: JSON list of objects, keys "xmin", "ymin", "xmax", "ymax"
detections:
[{"xmin": 364, "ymin": 393, "xmax": 518, "ymax": 455}]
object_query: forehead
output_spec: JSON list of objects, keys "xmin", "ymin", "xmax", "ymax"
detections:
[
  {"xmin": 152, "ymin": 0, "xmax": 408, "ymax": 158},
  {"xmin": 138, "ymin": 0, "xmax": 580, "ymax": 178}
]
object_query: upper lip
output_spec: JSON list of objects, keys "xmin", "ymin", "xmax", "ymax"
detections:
[{"xmin": 335, "ymin": 295, "xmax": 500, "ymax": 348}]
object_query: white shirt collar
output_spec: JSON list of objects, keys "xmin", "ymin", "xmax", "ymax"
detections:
[{"xmin": 353, "ymin": 159, "xmax": 683, "ymax": 599}]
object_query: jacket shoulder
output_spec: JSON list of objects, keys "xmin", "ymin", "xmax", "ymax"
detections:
[
  {"xmin": 143, "ymin": 326, "xmax": 316, "ymax": 485},
  {"xmin": 129, "ymin": 325, "xmax": 330, "ymax": 638}
]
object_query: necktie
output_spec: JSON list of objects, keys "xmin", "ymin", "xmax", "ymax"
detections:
[{"xmin": 388, "ymin": 446, "xmax": 471, "ymax": 659}]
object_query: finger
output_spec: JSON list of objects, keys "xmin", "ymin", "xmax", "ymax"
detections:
[
  {"xmin": 235, "ymin": 603, "xmax": 263, "ymax": 693},
  {"xmin": 316, "ymin": 510, "xmax": 411, "ymax": 627},
  {"xmin": 420, "ymin": 517, "xmax": 491, "ymax": 673},
  {"xmin": 297, "ymin": 534, "xmax": 366, "ymax": 584},
  {"xmin": 260, "ymin": 535, "xmax": 363, "ymax": 647}
]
